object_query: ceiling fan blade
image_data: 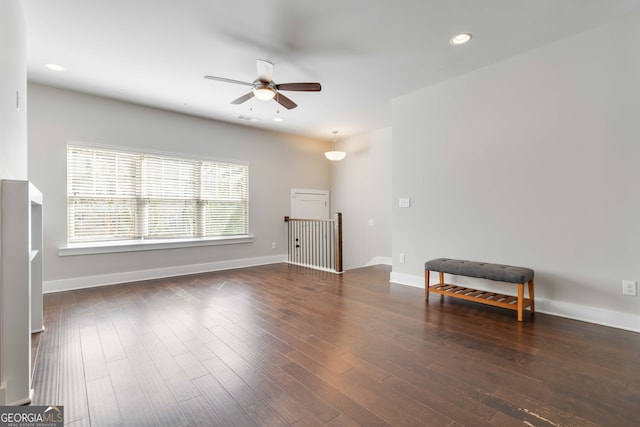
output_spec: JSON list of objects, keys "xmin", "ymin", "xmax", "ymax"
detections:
[
  {"xmin": 231, "ymin": 92, "xmax": 255, "ymax": 104},
  {"xmin": 204, "ymin": 75, "xmax": 253, "ymax": 86},
  {"xmin": 275, "ymin": 82, "xmax": 321, "ymax": 92},
  {"xmin": 256, "ymin": 59, "xmax": 273, "ymax": 82},
  {"xmin": 274, "ymin": 92, "xmax": 297, "ymax": 109}
]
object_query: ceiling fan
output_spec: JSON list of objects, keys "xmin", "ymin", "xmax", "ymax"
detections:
[{"xmin": 204, "ymin": 59, "xmax": 321, "ymax": 110}]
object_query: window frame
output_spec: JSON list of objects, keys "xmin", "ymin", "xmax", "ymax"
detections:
[{"xmin": 62, "ymin": 141, "xmax": 253, "ymax": 255}]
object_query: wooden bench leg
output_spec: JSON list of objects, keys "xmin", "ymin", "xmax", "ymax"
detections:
[
  {"xmin": 425, "ymin": 270, "xmax": 430, "ymax": 301},
  {"xmin": 439, "ymin": 272, "xmax": 445, "ymax": 302},
  {"xmin": 517, "ymin": 283, "xmax": 524, "ymax": 322},
  {"xmin": 528, "ymin": 279, "xmax": 535, "ymax": 313}
]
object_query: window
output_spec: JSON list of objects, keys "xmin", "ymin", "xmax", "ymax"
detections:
[{"xmin": 67, "ymin": 144, "xmax": 249, "ymax": 244}]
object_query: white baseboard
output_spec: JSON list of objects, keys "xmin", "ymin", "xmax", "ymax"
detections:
[
  {"xmin": 43, "ymin": 254, "xmax": 288, "ymax": 293},
  {"xmin": 4, "ymin": 389, "xmax": 31, "ymax": 406},
  {"xmin": 365, "ymin": 256, "xmax": 392, "ymax": 266},
  {"xmin": 390, "ymin": 271, "xmax": 424, "ymax": 288},
  {"xmin": 390, "ymin": 272, "xmax": 640, "ymax": 333}
]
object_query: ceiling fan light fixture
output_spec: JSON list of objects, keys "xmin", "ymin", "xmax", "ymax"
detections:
[
  {"xmin": 324, "ymin": 131, "xmax": 346, "ymax": 161},
  {"xmin": 205, "ymin": 60, "xmax": 320, "ymax": 110},
  {"xmin": 253, "ymin": 85, "xmax": 276, "ymax": 100}
]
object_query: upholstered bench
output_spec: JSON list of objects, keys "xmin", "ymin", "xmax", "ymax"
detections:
[{"xmin": 425, "ymin": 258, "xmax": 535, "ymax": 321}]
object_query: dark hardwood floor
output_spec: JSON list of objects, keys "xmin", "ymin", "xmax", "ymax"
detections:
[{"xmin": 30, "ymin": 263, "xmax": 640, "ymax": 426}]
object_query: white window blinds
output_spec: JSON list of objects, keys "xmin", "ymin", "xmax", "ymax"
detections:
[{"xmin": 67, "ymin": 145, "xmax": 249, "ymax": 243}]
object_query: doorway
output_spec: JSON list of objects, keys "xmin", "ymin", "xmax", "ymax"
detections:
[{"xmin": 290, "ymin": 188, "xmax": 329, "ymax": 219}]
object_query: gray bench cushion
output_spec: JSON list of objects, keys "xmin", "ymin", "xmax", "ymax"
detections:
[{"xmin": 425, "ymin": 258, "xmax": 534, "ymax": 284}]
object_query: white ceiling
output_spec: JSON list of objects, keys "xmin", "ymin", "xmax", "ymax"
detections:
[{"xmin": 22, "ymin": 0, "xmax": 640, "ymax": 141}]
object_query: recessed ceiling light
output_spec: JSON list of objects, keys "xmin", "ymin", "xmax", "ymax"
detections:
[
  {"xmin": 450, "ymin": 33, "xmax": 472, "ymax": 46},
  {"xmin": 273, "ymin": 117, "xmax": 283, "ymax": 122},
  {"xmin": 45, "ymin": 63, "xmax": 66, "ymax": 72}
]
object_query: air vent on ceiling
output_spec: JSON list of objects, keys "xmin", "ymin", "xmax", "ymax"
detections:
[{"xmin": 237, "ymin": 115, "xmax": 260, "ymax": 122}]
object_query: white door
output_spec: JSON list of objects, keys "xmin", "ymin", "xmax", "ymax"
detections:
[{"xmin": 291, "ymin": 188, "xmax": 329, "ymax": 219}]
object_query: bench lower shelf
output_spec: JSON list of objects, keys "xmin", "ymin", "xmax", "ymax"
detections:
[{"xmin": 427, "ymin": 283, "xmax": 534, "ymax": 321}]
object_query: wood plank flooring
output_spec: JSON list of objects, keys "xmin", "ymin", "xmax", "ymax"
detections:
[{"xmin": 30, "ymin": 264, "xmax": 640, "ymax": 426}]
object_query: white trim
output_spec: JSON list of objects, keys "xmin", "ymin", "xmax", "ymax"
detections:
[
  {"xmin": 44, "ymin": 254, "xmax": 287, "ymax": 293},
  {"xmin": 67, "ymin": 139, "xmax": 250, "ymax": 166},
  {"xmin": 534, "ymin": 299, "xmax": 640, "ymax": 333},
  {"xmin": 390, "ymin": 271, "xmax": 640, "ymax": 333},
  {"xmin": 0, "ymin": 382, "xmax": 31, "ymax": 407},
  {"xmin": 59, "ymin": 235, "xmax": 254, "ymax": 256},
  {"xmin": 290, "ymin": 188, "xmax": 330, "ymax": 218},
  {"xmin": 7, "ymin": 390, "xmax": 32, "ymax": 406},
  {"xmin": 365, "ymin": 256, "xmax": 392, "ymax": 266},
  {"xmin": 390, "ymin": 271, "xmax": 424, "ymax": 288},
  {"xmin": 286, "ymin": 261, "xmax": 343, "ymax": 274}
]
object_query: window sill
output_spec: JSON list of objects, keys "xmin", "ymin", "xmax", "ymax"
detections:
[{"xmin": 59, "ymin": 235, "xmax": 254, "ymax": 256}]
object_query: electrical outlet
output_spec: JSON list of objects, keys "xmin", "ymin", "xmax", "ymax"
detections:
[
  {"xmin": 271, "ymin": 242, "xmax": 277, "ymax": 249},
  {"xmin": 399, "ymin": 253, "xmax": 406, "ymax": 263},
  {"xmin": 622, "ymin": 280, "xmax": 637, "ymax": 296}
]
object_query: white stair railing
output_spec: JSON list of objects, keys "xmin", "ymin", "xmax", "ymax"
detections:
[{"xmin": 284, "ymin": 212, "xmax": 342, "ymax": 273}]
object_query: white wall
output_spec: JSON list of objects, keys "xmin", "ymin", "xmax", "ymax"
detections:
[
  {"xmin": 0, "ymin": 0, "xmax": 27, "ymax": 180},
  {"xmin": 28, "ymin": 83, "xmax": 331, "ymax": 291},
  {"xmin": 0, "ymin": 0, "xmax": 29, "ymax": 405},
  {"xmin": 391, "ymin": 12, "xmax": 640, "ymax": 331},
  {"xmin": 331, "ymin": 127, "xmax": 392, "ymax": 269}
]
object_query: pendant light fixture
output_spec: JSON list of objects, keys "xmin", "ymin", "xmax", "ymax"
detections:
[{"xmin": 324, "ymin": 131, "xmax": 346, "ymax": 161}]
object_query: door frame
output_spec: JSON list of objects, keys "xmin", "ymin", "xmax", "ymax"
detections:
[{"xmin": 290, "ymin": 188, "xmax": 330, "ymax": 219}]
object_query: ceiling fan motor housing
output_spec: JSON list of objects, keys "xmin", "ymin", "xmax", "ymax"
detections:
[{"xmin": 252, "ymin": 80, "xmax": 276, "ymax": 100}]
